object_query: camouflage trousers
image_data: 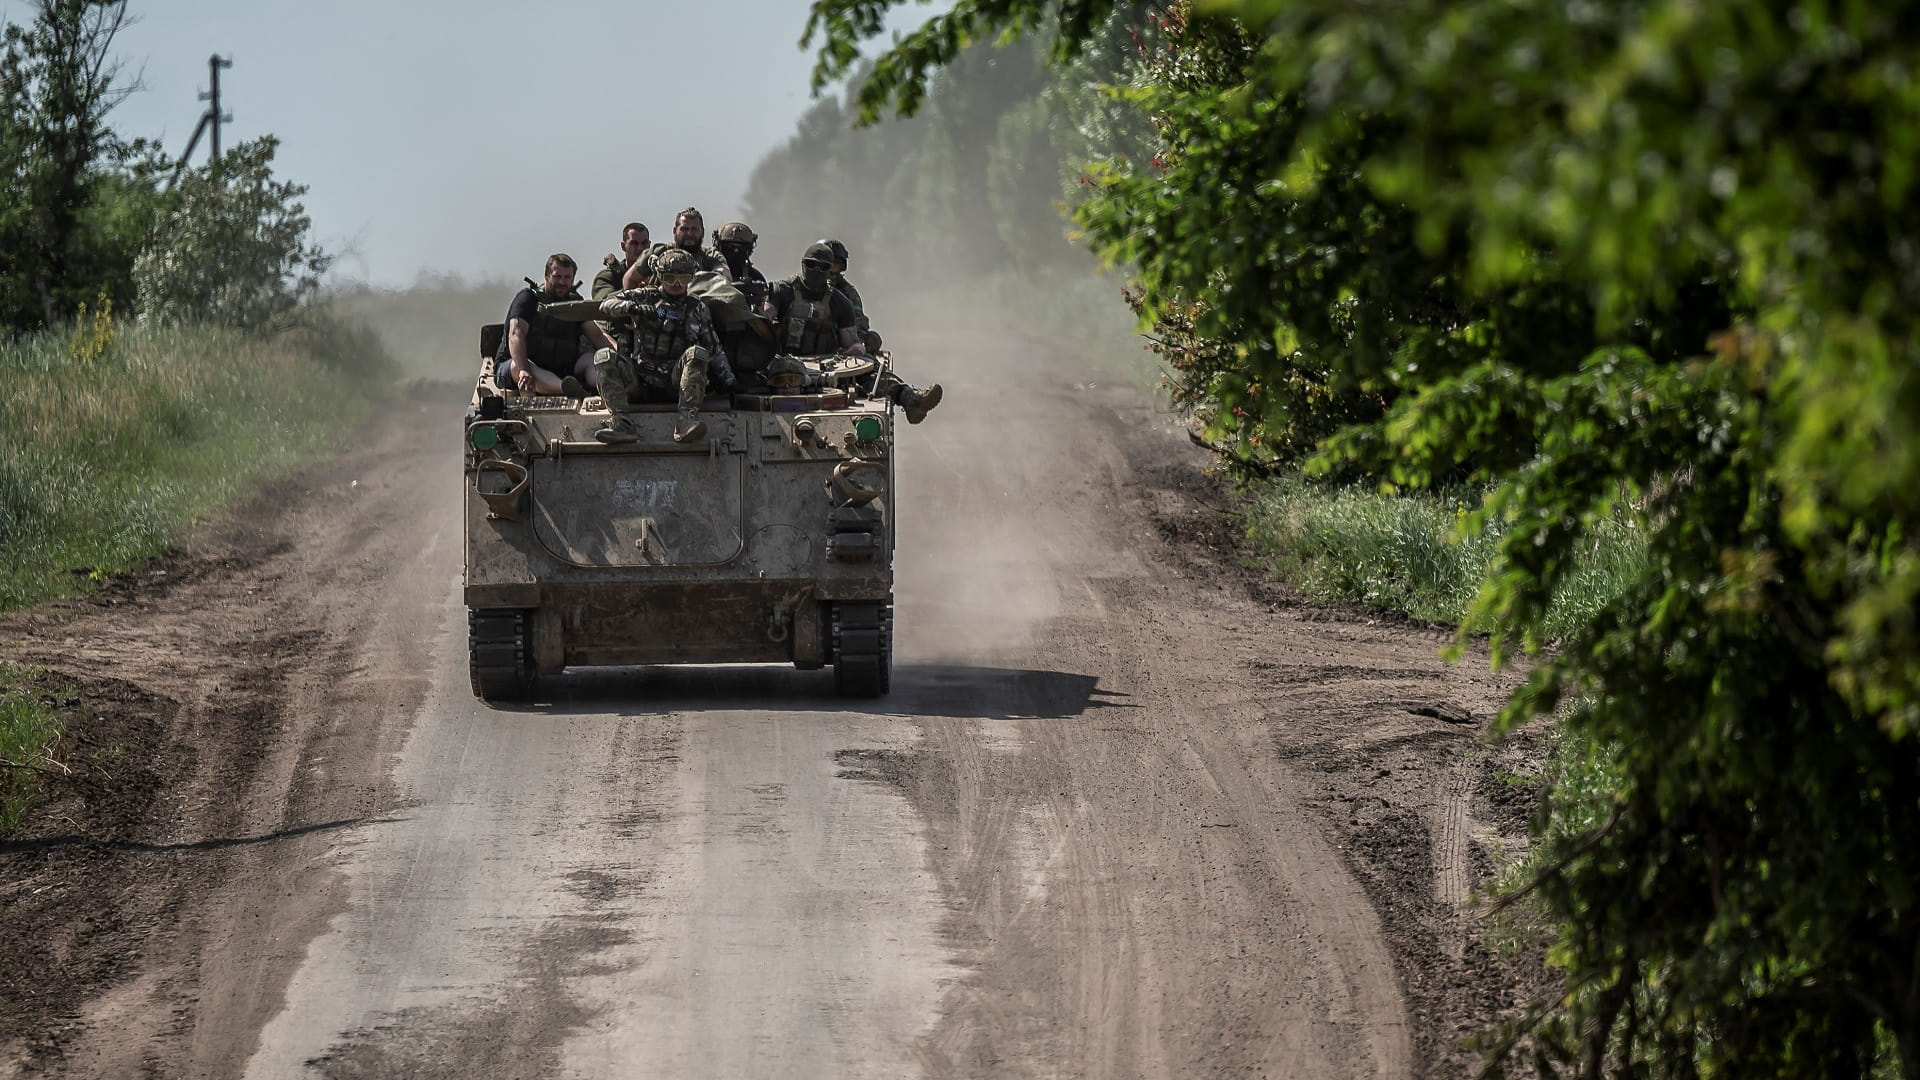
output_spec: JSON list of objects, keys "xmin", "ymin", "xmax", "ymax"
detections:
[
  {"xmin": 593, "ymin": 346, "xmax": 708, "ymax": 420},
  {"xmin": 867, "ymin": 368, "xmax": 913, "ymax": 405}
]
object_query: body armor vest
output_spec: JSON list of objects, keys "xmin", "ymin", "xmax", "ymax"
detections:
[
  {"xmin": 525, "ymin": 285, "xmax": 585, "ymax": 369},
  {"xmin": 780, "ymin": 280, "xmax": 841, "ymax": 356},
  {"xmin": 620, "ymin": 289, "xmax": 698, "ymax": 362}
]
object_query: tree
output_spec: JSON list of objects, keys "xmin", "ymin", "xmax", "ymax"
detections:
[
  {"xmin": 0, "ymin": 0, "xmax": 136, "ymax": 331},
  {"xmin": 807, "ymin": 0, "xmax": 1920, "ymax": 1075},
  {"xmin": 132, "ymin": 137, "xmax": 332, "ymax": 331}
]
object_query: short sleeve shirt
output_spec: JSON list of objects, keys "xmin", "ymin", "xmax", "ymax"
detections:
[{"xmin": 495, "ymin": 287, "xmax": 539, "ymax": 363}]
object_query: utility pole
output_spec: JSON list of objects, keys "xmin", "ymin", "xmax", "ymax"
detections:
[
  {"xmin": 170, "ymin": 54, "xmax": 232, "ymax": 187},
  {"xmin": 198, "ymin": 54, "xmax": 233, "ymax": 161}
]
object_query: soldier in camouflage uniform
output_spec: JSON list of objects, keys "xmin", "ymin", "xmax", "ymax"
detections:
[
  {"xmin": 594, "ymin": 248, "xmax": 738, "ymax": 444},
  {"xmin": 711, "ymin": 221, "xmax": 769, "ymax": 298},
  {"xmin": 770, "ymin": 242, "xmax": 942, "ymax": 423},
  {"xmin": 819, "ymin": 238, "xmax": 879, "ymax": 352},
  {"xmin": 708, "ymin": 221, "xmax": 774, "ymax": 377}
]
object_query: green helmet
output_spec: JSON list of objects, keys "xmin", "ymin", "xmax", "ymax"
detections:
[
  {"xmin": 656, "ymin": 248, "xmax": 698, "ymax": 277},
  {"xmin": 801, "ymin": 241, "xmax": 837, "ymax": 270},
  {"xmin": 714, "ymin": 221, "xmax": 757, "ymax": 245}
]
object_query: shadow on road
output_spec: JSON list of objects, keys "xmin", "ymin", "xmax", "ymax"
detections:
[
  {"xmin": 501, "ymin": 663, "xmax": 1130, "ymax": 721},
  {"xmin": 0, "ymin": 815, "xmax": 393, "ymax": 856}
]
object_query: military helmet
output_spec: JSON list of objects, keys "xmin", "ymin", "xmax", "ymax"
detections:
[
  {"xmin": 656, "ymin": 248, "xmax": 699, "ymax": 277},
  {"xmin": 822, "ymin": 238, "xmax": 850, "ymax": 271},
  {"xmin": 801, "ymin": 241, "xmax": 837, "ymax": 270},
  {"xmin": 714, "ymin": 221, "xmax": 757, "ymax": 246}
]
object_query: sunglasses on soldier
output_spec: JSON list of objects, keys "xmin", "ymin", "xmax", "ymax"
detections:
[
  {"xmin": 801, "ymin": 259, "xmax": 833, "ymax": 272},
  {"xmin": 660, "ymin": 272, "xmax": 694, "ymax": 288}
]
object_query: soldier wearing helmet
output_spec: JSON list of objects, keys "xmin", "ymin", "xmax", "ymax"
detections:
[
  {"xmin": 710, "ymin": 221, "xmax": 768, "ymax": 296},
  {"xmin": 706, "ymin": 220, "xmax": 774, "ymax": 376},
  {"xmin": 594, "ymin": 247, "xmax": 738, "ymax": 443},
  {"xmin": 625, "ymin": 206, "xmax": 726, "ymax": 289},
  {"xmin": 818, "ymin": 238, "xmax": 878, "ymax": 351},
  {"xmin": 769, "ymin": 243, "xmax": 942, "ymax": 423}
]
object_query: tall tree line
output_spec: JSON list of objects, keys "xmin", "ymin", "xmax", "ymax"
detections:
[
  {"xmin": 742, "ymin": 5, "xmax": 1155, "ymax": 293},
  {"xmin": 807, "ymin": 0, "xmax": 1920, "ymax": 1076}
]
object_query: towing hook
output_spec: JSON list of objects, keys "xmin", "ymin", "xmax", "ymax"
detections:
[{"xmin": 830, "ymin": 459, "xmax": 886, "ymax": 507}]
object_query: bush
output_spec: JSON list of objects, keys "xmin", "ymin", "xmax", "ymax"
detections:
[{"xmin": 132, "ymin": 137, "xmax": 330, "ymax": 331}]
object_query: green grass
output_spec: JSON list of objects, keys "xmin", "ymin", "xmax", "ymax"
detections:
[
  {"xmin": 0, "ymin": 311, "xmax": 391, "ymax": 834},
  {"xmin": 0, "ymin": 314, "xmax": 392, "ymax": 610},
  {"xmin": 0, "ymin": 666, "xmax": 64, "ymax": 835},
  {"xmin": 1242, "ymin": 472, "xmax": 1648, "ymax": 639}
]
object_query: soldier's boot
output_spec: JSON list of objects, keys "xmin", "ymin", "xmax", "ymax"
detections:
[
  {"xmin": 674, "ymin": 347, "xmax": 710, "ymax": 443},
  {"xmin": 592, "ymin": 348, "xmax": 640, "ymax": 444},
  {"xmin": 560, "ymin": 375, "xmax": 588, "ymax": 401},
  {"xmin": 898, "ymin": 383, "xmax": 943, "ymax": 424}
]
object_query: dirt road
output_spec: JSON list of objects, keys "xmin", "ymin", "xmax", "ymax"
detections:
[{"xmin": 0, "ymin": 335, "xmax": 1533, "ymax": 1078}]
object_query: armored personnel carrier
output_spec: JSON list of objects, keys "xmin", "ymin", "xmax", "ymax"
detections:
[{"xmin": 463, "ymin": 327, "xmax": 896, "ymax": 701}]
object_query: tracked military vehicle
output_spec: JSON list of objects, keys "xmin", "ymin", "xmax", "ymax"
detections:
[{"xmin": 463, "ymin": 321, "xmax": 896, "ymax": 701}]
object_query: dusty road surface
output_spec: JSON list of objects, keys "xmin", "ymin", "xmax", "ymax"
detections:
[{"xmin": 0, "ymin": 331, "xmax": 1532, "ymax": 1079}]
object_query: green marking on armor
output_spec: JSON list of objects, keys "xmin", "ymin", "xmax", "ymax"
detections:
[
  {"xmin": 854, "ymin": 416, "xmax": 882, "ymax": 441},
  {"xmin": 470, "ymin": 424, "xmax": 500, "ymax": 450}
]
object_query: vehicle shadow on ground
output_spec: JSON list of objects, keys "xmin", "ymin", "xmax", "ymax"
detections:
[{"xmin": 501, "ymin": 663, "xmax": 1132, "ymax": 721}]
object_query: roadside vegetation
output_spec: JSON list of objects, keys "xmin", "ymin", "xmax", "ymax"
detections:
[
  {"xmin": 0, "ymin": 666, "xmax": 62, "ymax": 834},
  {"xmin": 1242, "ymin": 478, "xmax": 1647, "ymax": 640},
  {"xmin": 0, "ymin": 1, "xmax": 393, "ymax": 834},
  {"xmin": 798, "ymin": 1, "xmax": 1920, "ymax": 1075},
  {"xmin": 0, "ymin": 318, "xmax": 386, "ymax": 611}
]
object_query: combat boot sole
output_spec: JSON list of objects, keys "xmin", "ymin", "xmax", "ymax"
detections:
[{"xmin": 905, "ymin": 384, "xmax": 943, "ymax": 424}]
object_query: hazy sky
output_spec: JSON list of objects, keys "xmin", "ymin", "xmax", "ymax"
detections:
[{"xmin": 36, "ymin": 0, "xmax": 937, "ymax": 285}]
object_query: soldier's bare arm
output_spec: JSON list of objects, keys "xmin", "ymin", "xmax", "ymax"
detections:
[
  {"xmin": 506, "ymin": 318, "xmax": 538, "ymax": 390},
  {"xmin": 582, "ymin": 319, "xmax": 616, "ymax": 352}
]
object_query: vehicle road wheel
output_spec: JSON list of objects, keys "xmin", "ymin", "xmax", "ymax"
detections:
[
  {"xmin": 469, "ymin": 609, "xmax": 535, "ymax": 701},
  {"xmin": 832, "ymin": 600, "xmax": 891, "ymax": 698}
]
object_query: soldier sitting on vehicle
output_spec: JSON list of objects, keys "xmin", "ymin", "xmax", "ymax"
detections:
[
  {"xmin": 624, "ymin": 206, "xmax": 726, "ymax": 290},
  {"xmin": 712, "ymin": 221, "xmax": 769, "ymax": 297},
  {"xmin": 819, "ymin": 238, "xmax": 881, "ymax": 353},
  {"xmin": 593, "ymin": 222, "xmax": 650, "ymax": 300},
  {"xmin": 594, "ymin": 248, "xmax": 739, "ymax": 444},
  {"xmin": 769, "ymin": 242, "xmax": 942, "ymax": 424},
  {"xmin": 708, "ymin": 221, "xmax": 775, "ymax": 375},
  {"xmin": 497, "ymin": 254, "xmax": 617, "ymax": 397}
]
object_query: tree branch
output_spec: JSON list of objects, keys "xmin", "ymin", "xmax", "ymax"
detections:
[{"xmin": 1479, "ymin": 801, "xmax": 1625, "ymax": 919}]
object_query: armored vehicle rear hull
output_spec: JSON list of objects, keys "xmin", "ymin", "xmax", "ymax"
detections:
[{"xmin": 464, "ymin": 355, "xmax": 896, "ymax": 700}]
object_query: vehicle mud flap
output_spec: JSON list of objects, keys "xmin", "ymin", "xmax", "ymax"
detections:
[
  {"xmin": 470, "ymin": 609, "xmax": 536, "ymax": 701},
  {"xmin": 832, "ymin": 600, "xmax": 891, "ymax": 698}
]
